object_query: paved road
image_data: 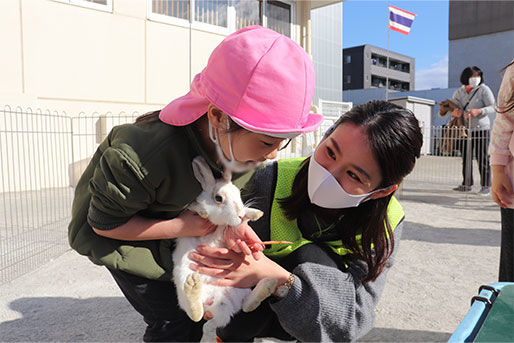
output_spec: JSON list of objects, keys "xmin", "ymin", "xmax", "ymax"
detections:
[{"xmin": 0, "ymin": 162, "xmax": 501, "ymax": 342}]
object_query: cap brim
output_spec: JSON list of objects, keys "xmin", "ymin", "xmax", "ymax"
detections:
[{"xmin": 231, "ymin": 112, "xmax": 324, "ymax": 139}]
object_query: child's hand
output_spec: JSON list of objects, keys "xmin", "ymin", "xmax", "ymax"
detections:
[
  {"xmin": 176, "ymin": 210, "xmax": 217, "ymax": 237},
  {"xmin": 224, "ymin": 220, "xmax": 264, "ymax": 259},
  {"xmin": 492, "ymin": 165, "xmax": 513, "ymax": 208}
]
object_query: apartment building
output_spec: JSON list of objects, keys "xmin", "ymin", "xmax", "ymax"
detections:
[{"xmin": 342, "ymin": 44, "xmax": 415, "ymax": 92}]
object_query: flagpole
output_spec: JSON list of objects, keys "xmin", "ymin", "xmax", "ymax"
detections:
[{"xmin": 386, "ymin": 7, "xmax": 390, "ymax": 101}]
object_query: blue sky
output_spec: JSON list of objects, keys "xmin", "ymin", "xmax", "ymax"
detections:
[{"xmin": 342, "ymin": 0, "xmax": 449, "ymax": 90}]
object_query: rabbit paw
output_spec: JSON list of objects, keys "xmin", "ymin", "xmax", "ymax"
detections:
[
  {"xmin": 184, "ymin": 272, "xmax": 204, "ymax": 322},
  {"xmin": 244, "ymin": 208, "xmax": 263, "ymax": 221},
  {"xmin": 242, "ymin": 277, "xmax": 277, "ymax": 312}
]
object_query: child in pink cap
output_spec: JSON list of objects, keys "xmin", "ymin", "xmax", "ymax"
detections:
[{"xmin": 68, "ymin": 25, "xmax": 321, "ymax": 342}]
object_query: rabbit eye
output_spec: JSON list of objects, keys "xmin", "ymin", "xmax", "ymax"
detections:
[{"xmin": 214, "ymin": 194, "xmax": 224, "ymax": 203}]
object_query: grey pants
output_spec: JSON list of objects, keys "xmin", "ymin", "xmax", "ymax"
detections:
[{"xmin": 500, "ymin": 207, "xmax": 514, "ymax": 282}]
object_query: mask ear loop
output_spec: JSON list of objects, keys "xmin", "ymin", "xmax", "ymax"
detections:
[{"xmin": 208, "ymin": 121, "xmax": 218, "ymax": 144}]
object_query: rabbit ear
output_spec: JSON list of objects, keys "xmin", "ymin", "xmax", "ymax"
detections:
[
  {"xmin": 192, "ymin": 156, "xmax": 215, "ymax": 190},
  {"xmin": 222, "ymin": 169, "xmax": 232, "ymax": 182}
]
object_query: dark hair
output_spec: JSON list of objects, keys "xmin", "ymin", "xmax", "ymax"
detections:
[
  {"xmin": 135, "ymin": 108, "xmax": 244, "ymax": 134},
  {"xmin": 460, "ymin": 66, "xmax": 484, "ymax": 86},
  {"xmin": 280, "ymin": 100, "xmax": 423, "ymax": 282},
  {"xmin": 497, "ymin": 60, "xmax": 514, "ymax": 114}
]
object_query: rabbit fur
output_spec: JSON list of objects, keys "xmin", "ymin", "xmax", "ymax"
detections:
[{"xmin": 172, "ymin": 156, "xmax": 278, "ymax": 329}]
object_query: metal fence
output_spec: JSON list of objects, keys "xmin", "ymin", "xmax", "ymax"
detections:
[{"xmin": 0, "ymin": 104, "xmax": 492, "ymax": 284}]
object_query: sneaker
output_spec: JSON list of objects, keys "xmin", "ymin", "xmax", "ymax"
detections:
[
  {"xmin": 453, "ymin": 185, "xmax": 471, "ymax": 192},
  {"xmin": 479, "ymin": 187, "xmax": 491, "ymax": 196}
]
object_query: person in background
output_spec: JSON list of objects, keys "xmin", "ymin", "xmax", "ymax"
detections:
[
  {"xmin": 190, "ymin": 100, "xmax": 423, "ymax": 342},
  {"xmin": 451, "ymin": 66, "xmax": 495, "ymax": 195},
  {"xmin": 67, "ymin": 26, "xmax": 323, "ymax": 342},
  {"xmin": 489, "ymin": 59, "xmax": 514, "ymax": 282}
]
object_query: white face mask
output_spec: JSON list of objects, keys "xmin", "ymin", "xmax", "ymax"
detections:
[
  {"xmin": 208, "ymin": 118, "xmax": 259, "ymax": 173},
  {"xmin": 468, "ymin": 77, "xmax": 481, "ymax": 88},
  {"xmin": 307, "ymin": 151, "xmax": 385, "ymax": 209}
]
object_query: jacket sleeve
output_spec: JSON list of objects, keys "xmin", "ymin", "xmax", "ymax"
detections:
[
  {"xmin": 270, "ymin": 223, "xmax": 404, "ymax": 342},
  {"xmin": 477, "ymin": 85, "xmax": 496, "ymax": 117},
  {"xmin": 489, "ymin": 64, "xmax": 514, "ymax": 166},
  {"xmin": 452, "ymin": 88, "xmax": 465, "ymax": 109},
  {"xmin": 87, "ymin": 145, "xmax": 156, "ymax": 230}
]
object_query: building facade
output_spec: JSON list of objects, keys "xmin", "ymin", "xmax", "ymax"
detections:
[
  {"xmin": 1, "ymin": 0, "xmax": 341, "ymax": 114},
  {"xmin": 448, "ymin": 0, "xmax": 514, "ymax": 96},
  {"xmin": 311, "ymin": 1, "xmax": 343, "ymax": 105},
  {"xmin": 342, "ymin": 44, "xmax": 415, "ymax": 92}
]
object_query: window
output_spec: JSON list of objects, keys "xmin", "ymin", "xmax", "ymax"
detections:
[
  {"xmin": 57, "ymin": 0, "xmax": 112, "ymax": 12},
  {"xmin": 266, "ymin": 1, "xmax": 291, "ymax": 37},
  {"xmin": 149, "ymin": 0, "xmax": 229, "ymax": 32},
  {"xmin": 194, "ymin": 0, "xmax": 228, "ymax": 27},
  {"xmin": 234, "ymin": 0, "xmax": 261, "ymax": 30},
  {"xmin": 345, "ymin": 75, "xmax": 351, "ymax": 84},
  {"xmin": 344, "ymin": 55, "xmax": 351, "ymax": 64},
  {"xmin": 152, "ymin": 0, "xmax": 190, "ymax": 21},
  {"xmin": 149, "ymin": 1, "xmax": 294, "ymax": 38}
]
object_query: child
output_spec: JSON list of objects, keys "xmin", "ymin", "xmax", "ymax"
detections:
[{"xmin": 68, "ymin": 25, "xmax": 322, "ymax": 342}]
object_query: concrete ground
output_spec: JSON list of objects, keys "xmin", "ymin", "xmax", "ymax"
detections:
[{"xmin": 0, "ymin": 161, "xmax": 501, "ymax": 342}]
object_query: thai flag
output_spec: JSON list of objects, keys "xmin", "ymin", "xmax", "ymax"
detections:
[{"xmin": 389, "ymin": 5, "xmax": 416, "ymax": 35}]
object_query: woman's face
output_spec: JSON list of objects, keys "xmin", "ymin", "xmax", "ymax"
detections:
[{"xmin": 314, "ymin": 122, "xmax": 384, "ymax": 196}]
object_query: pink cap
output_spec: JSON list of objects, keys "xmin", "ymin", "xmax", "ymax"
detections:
[{"xmin": 159, "ymin": 25, "xmax": 322, "ymax": 138}]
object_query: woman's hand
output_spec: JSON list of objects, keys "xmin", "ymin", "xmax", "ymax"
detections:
[
  {"xmin": 452, "ymin": 108, "xmax": 463, "ymax": 118},
  {"xmin": 188, "ymin": 245, "xmax": 289, "ymax": 288},
  {"xmin": 224, "ymin": 220, "xmax": 264, "ymax": 259},
  {"xmin": 492, "ymin": 165, "xmax": 513, "ymax": 208},
  {"xmin": 465, "ymin": 108, "xmax": 483, "ymax": 118},
  {"xmin": 175, "ymin": 210, "xmax": 217, "ymax": 237}
]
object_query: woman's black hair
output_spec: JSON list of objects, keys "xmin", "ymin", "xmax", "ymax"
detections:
[
  {"xmin": 279, "ymin": 100, "xmax": 423, "ymax": 282},
  {"xmin": 460, "ymin": 66, "xmax": 484, "ymax": 86}
]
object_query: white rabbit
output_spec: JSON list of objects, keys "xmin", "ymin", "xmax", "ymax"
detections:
[{"xmin": 172, "ymin": 156, "xmax": 278, "ymax": 329}]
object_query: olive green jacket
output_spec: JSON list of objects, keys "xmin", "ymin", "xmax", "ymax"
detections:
[{"xmin": 68, "ymin": 118, "xmax": 253, "ymax": 281}]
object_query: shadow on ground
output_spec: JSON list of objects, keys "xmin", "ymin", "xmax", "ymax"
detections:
[
  {"xmin": 360, "ymin": 327, "xmax": 452, "ymax": 342},
  {"xmin": 0, "ymin": 297, "xmax": 143, "ymax": 342},
  {"xmin": 403, "ymin": 221, "xmax": 500, "ymax": 247},
  {"xmin": 399, "ymin": 188, "xmax": 498, "ymax": 211}
]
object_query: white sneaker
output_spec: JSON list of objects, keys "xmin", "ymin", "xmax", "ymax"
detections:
[{"xmin": 479, "ymin": 187, "xmax": 490, "ymax": 196}]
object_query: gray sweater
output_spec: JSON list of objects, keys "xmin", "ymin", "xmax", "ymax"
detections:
[
  {"xmin": 451, "ymin": 84, "xmax": 495, "ymax": 130},
  {"xmin": 244, "ymin": 163, "xmax": 404, "ymax": 342}
]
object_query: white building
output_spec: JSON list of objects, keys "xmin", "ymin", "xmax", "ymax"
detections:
[{"xmin": 1, "ymin": 0, "xmax": 342, "ymax": 114}]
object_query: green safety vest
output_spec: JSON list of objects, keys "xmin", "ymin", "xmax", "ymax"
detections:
[{"xmin": 264, "ymin": 157, "xmax": 404, "ymax": 258}]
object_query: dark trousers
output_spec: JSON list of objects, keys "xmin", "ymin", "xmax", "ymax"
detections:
[
  {"xmin": 500, "ymin": 208, "xmax": 514, "ymax": 282},
  {"xmin": 107, "ymin": 267, "xmax": 205, "ymax": 342},
  {"xmin": 217, "ymin": 243, "xmax": 340, "ymax": 342},
  {"xmin": 461, "ymin": 130, "xmax": 491, "ymax": 187}
]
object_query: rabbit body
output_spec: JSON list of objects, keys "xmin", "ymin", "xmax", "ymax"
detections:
[{"xmin": 172, "ymin": 156, "xmax": 277, "ymax": 329}]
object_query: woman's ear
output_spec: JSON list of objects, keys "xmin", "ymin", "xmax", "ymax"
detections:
[
  {"xmin": 369, "ymin": 184, "xmax": 398, "ymax": 200},
  {"xmin": 207, "ymin": 104, "xmax": 226, "ymax": 130}
]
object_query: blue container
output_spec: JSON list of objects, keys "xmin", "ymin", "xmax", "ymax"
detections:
[{"xmin": 449, "ymin": 282, "xmax": 514, "ymax": 342}]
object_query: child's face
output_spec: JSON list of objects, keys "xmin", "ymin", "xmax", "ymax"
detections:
[
  {"xmin": 313, "ymin": 122, "xmax": 383, "ymax": 197},
  {"xmin": 217, "ymin": 129, "xmax": 285, "ymax": 164}
]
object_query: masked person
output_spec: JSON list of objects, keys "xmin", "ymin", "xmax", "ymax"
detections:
[
  {"xmin": 451, "ymin": 66, "xmax": 495, "ymax": 195},
  {"xmin": 188, "ymin": 100, "xmax": 424, "ymax": 342},
  {"xmin": 67, "ymin": 26, "xmax": 323, "ymax": 342}
]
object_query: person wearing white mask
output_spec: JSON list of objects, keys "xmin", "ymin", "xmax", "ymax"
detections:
[
  {"xmin": 451, "ymin": 66, "xmax": 495, "ymax": 195},
  {"xmin": 189, "ymin": 100, "xmax": 423, "ymax": 342}
]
